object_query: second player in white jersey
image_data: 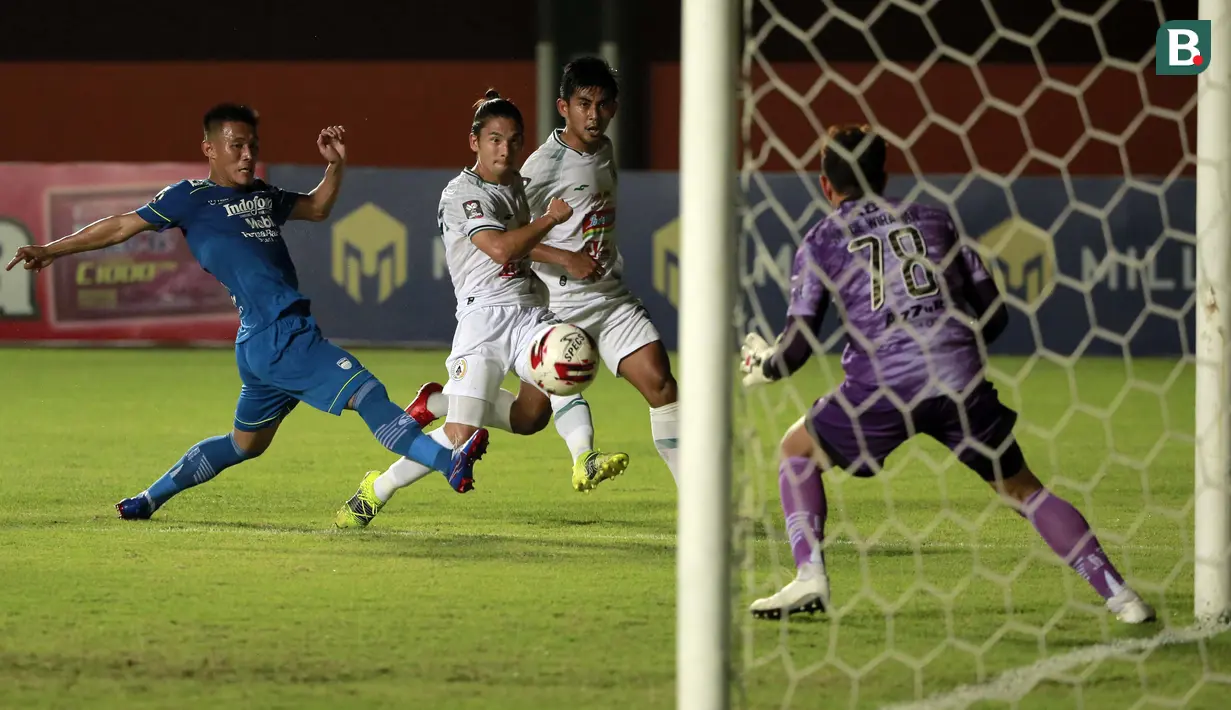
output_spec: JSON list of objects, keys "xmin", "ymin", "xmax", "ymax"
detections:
[
  {"xmin": 522, "ymin": 130, "xmax": 662, "ymax": 378},
  {"xmin": 521, "ymin": 57, "xmax": 682, "ymax": 488},
  {"xmin": 521, "ymin": 129, "xmax": 625, "ymax": 306}
]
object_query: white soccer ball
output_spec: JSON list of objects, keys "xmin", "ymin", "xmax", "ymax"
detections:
[{"xmin": 528, "ymin": 323, "xmax": 599, "ymax": 396}]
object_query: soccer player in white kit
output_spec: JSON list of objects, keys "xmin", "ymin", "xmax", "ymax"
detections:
[
  {"xmin": 333, "ymin": 91, "xmax": 627, "ymax": 527},
  {"xmin": 359, "ymin": 59, "xmax": 679, "ymax": 495},
  {"xmin": 403, "ymin": 59, "xmax": 682, "ymax": 491},
  {"xmin": 521, "ymin": 57, "xmax": 681, "ymax": 488}
]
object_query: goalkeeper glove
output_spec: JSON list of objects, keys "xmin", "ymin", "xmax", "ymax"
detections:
[{"xmin": 740, "ymin": 332, "xmax": 777, "ymax": 388}]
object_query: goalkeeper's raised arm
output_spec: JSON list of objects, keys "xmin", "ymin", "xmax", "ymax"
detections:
[{"xmin": 741, "ymin": 230, "xmax": 833, "ymax": 387}]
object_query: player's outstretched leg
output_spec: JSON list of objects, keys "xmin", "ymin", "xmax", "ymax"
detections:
[
  {"xmin": 336, "ymin": 425, "xmax": 463, "ymax": 529},
  {"xmin": 338, "ymin": 390, "xmax": 509, "ymax": 528},
  {"xmin": 115, "ymin": 427, "xmax": 272, "ymax": 520},
  {"xmin": 616, "ymin": 341, "xmax": 679, "ymax": 487},
  {"xmin": 925, "ymin": 382, "xmax": 1155, "ymax": 623},
  {"xmin": 349, "ymin": 378, "xmax": 487, "ymax": 494},
  {"xmin": 993, "ymin": 459, "xmax": 1156, "ymax": 624},
  {"xmin": 749, "ymin": 419, "xmax": 832, "ymax": 619},
  {"xmin": 338, "ymin": 389, "xmax": 509, "ymax": 528},
  {"xmin": 394, "ymin": 379, "xmax": 627, "ymax": 493},
  {"xmin": 335, "ymin": 427, "xmax": 490, "ymax": 528}
]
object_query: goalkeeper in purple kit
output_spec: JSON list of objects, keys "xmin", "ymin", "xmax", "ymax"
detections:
[{"xmin": 740, "ymin": 124, "xmax": 1155, "ymax": 624}]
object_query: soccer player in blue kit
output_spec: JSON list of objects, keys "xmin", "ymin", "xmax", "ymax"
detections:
[{"xmin": 5, "ymin": 103, "xmax": 489, "ymax": 519}]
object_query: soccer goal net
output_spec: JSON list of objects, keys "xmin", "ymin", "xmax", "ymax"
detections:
[{"xmin": 678, "ymin": 1, "xmax": 1231, "ymax": 708}]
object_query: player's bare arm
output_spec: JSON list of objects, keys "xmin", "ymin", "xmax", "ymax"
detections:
[
  {"xmin": 289, "ymin": 126, "xmax": 347, "ymax": 222},
  {"xmin": 529, "ymin": 243, "xmax": 603, "ymax": 280},
  {"xmin": 471, "ymin": 197, "xmax": 572, "ymax": 264},
  {"xmin": 4, "ymin": 212, "xmax": 153, "ymax": 272}
]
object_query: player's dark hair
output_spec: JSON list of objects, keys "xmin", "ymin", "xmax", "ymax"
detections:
[
  {"xmin": 203, "ymin": 103, "xmax": 259, "ymax": 137},
  {"xmin": 821, "ymin": 124, "xmax": 887, "ymax": 199},
  {"xmin": 471, "ymin": 89, "xmax": 524, "ymax": 136},
  {"xmin": 559, "ymin": 56, "xmax": 620, "ymax": 102}
]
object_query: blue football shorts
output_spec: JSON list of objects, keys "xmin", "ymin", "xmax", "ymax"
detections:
[{"xmin": 232, "ymin": 313, "xmax": 376, "ymax": 432}]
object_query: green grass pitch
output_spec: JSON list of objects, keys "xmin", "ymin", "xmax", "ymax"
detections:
[{"xmin": 0, "ymin": 347, "xmax": 1226, "ymax": 709}]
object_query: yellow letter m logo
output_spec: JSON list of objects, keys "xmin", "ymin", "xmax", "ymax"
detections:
[
  {"xmin": 331, "ymin": 203, "xmax": 408, "ymax": 304},
  {"xmin": 652, "ymin": 218, "xmax": 681, "ymax": 307},
  {"xmin": 976, "ymin": 217, "xmax": 1055, "ymax": 308}
]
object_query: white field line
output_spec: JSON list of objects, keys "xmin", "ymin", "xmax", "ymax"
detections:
[
  {"xmin": 880, "ymin": 621, "xmax": 1231, "ymax": 710},
  {"xmin": 68, "ymin": 523, "xmax": 1182, "ymax": 553}
]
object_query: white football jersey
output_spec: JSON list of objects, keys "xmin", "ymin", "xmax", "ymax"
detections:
[
  {"xmin": 521, "ymin": 129, "xmax": 627, "ymax": 306},
  {"xmin": 438, "ymin": 168, "xmax": 546, "ymax": 316}
]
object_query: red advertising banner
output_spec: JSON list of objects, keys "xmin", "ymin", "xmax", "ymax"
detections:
[{"xmin": 0, "ymin": 164, "xmax": 242, "ymax": 343}]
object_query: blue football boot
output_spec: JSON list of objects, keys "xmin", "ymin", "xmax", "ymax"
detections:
[
  {"xmin": 115, "ymin": 493, "xmax": 155, "ymax": 520},
  {"xmin": 446, "ymin": 428, "xmax": 489, "ymax": 493}
]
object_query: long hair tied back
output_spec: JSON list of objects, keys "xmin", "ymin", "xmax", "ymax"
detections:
[{"xmin": 471, "ymin": 88, "xmax": 524, "ymax": 135}]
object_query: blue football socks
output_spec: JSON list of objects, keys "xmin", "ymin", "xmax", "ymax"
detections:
[
  {"xmin": 353, "ymin": 379, "xmax": 453, "ymax": 472},
  {"xmin": 145, "ymin": 433, "xmax": 252, "ymax": 509}
]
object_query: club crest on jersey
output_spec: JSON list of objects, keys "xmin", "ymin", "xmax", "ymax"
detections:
[
  {"xmin": 451, "ymin": 358, "xmax": 468, "ymax": 380},
  {"xmin": 336, "ymin": 357, "xmax": 353, "ymax": 370},
  {"xmin": 463, "ymin": 200, "xmax": 483, "ymax": 219}
]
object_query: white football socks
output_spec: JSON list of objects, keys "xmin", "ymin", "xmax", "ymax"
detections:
[
  {"xmin": 372, "ymin": 427, "xmax": 454, "ymax": 502},
  {"xmin": 650, "ymin": 401, "xmax": 680, "ymax": 486},
  {"xmin": 551, "ymin": 394, "xmax": 595, "ymax": 461},
  {"xmin": 426, "ymin": 390, "xmax": 516, "ymax": 433},
  {"xmin": 425, "ymin": 391, "xmax": 448, "ymax": 419},
  {"xmin": 372, "ymin": 386, "xmax": 521, "ymax": 504},
  {"xmin": 485, "ymin": 389, "xmax": 516, "ymax": 433}
]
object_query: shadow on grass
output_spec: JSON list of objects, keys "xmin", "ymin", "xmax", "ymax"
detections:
[{"xmin": 151, "ymin": 518, "xmax": 677, "ymax": 562}]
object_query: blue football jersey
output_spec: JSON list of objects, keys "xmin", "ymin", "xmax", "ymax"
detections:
[{"xmin": 135, "ymin": 178, "xmax": 306, "ymax": 342}]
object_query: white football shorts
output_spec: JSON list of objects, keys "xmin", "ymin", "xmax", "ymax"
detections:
[
  {"xmin": 551, "ymin": 293, "xmax": 661, "ymax": 377},
  {"xmin": 443, "ymin": 305, "xmax": 559, "ymax": 402}
]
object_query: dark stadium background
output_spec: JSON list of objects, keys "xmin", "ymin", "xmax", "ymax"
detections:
[{"xmin": 0, "ymin": 0, "xmax": 1198, "ymax": 175}]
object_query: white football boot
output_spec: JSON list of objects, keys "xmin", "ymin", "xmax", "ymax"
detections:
[
  {"xmin": 749, "ymin": 564, "xmax": 830, "ymax": 620},
  {"xmin": 1107, "ymin": 587, "xmax": 1156, "ymax": 624}
]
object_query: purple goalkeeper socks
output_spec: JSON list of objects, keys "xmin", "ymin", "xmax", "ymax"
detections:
[
  {"xmin": 780, "ymin": 456, "xmax": 827, "ymax": 569},
  {"xmin": 1024, "ymin": 489, "xmax": 1127, "ymax": 599}
]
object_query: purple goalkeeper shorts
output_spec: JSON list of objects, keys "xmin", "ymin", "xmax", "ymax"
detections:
[{"xmin": 807, "ymin": 379, "xmax": 1024, "ymax": 482}]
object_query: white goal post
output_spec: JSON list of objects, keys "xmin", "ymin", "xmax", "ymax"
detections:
[
  {"xmin": 1194, "ymin": 0, "xmax": 1231, "ymax": 625},
  {"xmin": 678, "ymin": 0, "xmax": 1231, "ymax": 708},
  {"xmin": 677, "ymin": 1, "xmax": 738, "ymax": 709}
]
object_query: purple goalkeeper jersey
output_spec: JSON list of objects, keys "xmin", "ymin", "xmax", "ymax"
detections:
[{"xmin": 788, "ymin": 198, "xmax": 993, "ymax": 402}]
